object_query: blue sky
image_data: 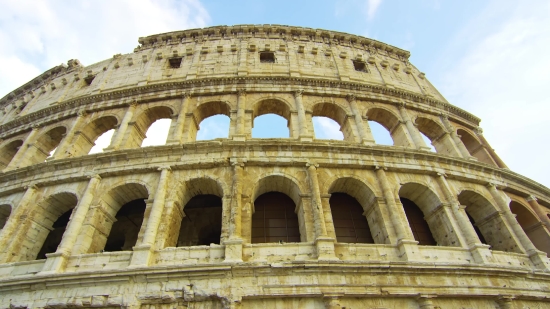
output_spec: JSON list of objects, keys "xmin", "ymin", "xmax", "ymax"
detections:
[{"xmin": 1, "ymin": 0, "xmax": 550, "ymax": 187}]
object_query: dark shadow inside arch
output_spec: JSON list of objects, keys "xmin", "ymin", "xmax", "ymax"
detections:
[
  {"xmin": 177, "ymin": 194, "xmax": 222, "ymax": 246},
  {"xmin": 0, "ymin": 204, "xmax": 10, "ymax": 229},
  {"xmin": 330, "ymin": 193, "xmax": 373, "ymax": 243},
  {"xmin": 0, "ymin": 140, "xmax": 23, "ymax": 168},
  {"xmin": 37, "ymin": 209, "xmax": 73, "ymax": 259},
  {"xmin": 104, "ymin": 199, "xmax": 146, "ymax": 252},
  {"xmin": 252, "ymin": 192, "xmax": 300, "ymax": 243},
  {"xmin": 400, "ymin": 198, "xmax": 437, "ymax": 246},
  {"xmin": 510, "ymin": 201, "xmax": 550, "ymax": 255}
]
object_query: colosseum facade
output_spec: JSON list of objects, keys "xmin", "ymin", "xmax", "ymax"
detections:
[{"xmin": 0, "ymin": 25, "xmax": 549, "ymax": 309}]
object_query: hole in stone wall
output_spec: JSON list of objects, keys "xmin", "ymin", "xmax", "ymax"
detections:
[
  {"xmin": 330, "ymin": 193, "xmax": 374, "ymax": 243},
  {"xmin": 197, "ymin": 115, "xmax": 230, "ymax": 140},
  {"xmin": 369, "ymin": 121, "xmax": 393, "ymax": 145},
  {"xmin": 89, "ymin": 129, "xmax": 115, "ymax": 154},
  {"xmin": 104, "ymin": 199, "xmax": 146, "ymax": 252},
  {"xmin": 400, "ymin": 198, "xmax": 437, "ymax": 246},
  {"xmin": 169, "ymin": 57, "xmax": 183, "ymax": 68},
  {"xmin": 177, "ymin": 195, "xmax": 222, "ymax": 246},
  {"xmin": 252, "ymin": 114, "xmax": 289, "ymax": 138},
  {"xmin": 252, "ymin": 192, "xmax": 300, "ymax": 243},
  {"xmin": 260, "ymin": 52, "xmax": 275, "ymax": 63},
  {"xmin": 36, "ymin": 209, "xmax": 73, "ymax": 259},
  {"xmin": 142, "ymin": 119, "xmax": 171, "ymax": 147},
  {"xmin": 312, "ymin": 117, "xmax": 344, "ymax": 140},
  {"xmin": 353, "ymin": 60, "xmax": 368, "ymax": 72}
]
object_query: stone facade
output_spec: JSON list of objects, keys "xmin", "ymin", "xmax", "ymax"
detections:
[{"xmin": 0, "ymin": 25, "xmax": 549, "ymax": 308}]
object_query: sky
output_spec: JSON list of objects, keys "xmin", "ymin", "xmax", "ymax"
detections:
[{"xmin": 1, "ymin": 0, "xmax": 549, "ymax": 187}]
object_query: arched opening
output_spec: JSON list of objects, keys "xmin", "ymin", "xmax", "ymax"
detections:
[
  {"xmin": 458, "ymin": 190, "xmax": 523, "ymax": 253},
  {"xmin": 368, "ymin": 121, "xmax": 393, "ymax": 145},
  {"xmin": 252, "ymin": 192, "xmax": 300, "ymax": 243},
  {"xmin": 178, "ymin": 194, "xmax": 223, "ymax": 246},
  {"xmin": 142, "ymin": 118, "xmax": 171, "ymax": 147},
  {"xmin": 251, "ymin": 175, "xmax": 304, "ymax": 243},
  {"xmin": 329, "ymin": 193, "xmax": 373, "ymax": 243},
  {"xmin": 0, "ymin": 204, "xmax": 11, "ymax": 229},
  {"xmin": 0, "ymin": 140, "xmax": 23, "ymax": 169},
  {"xmin": 311, "ymin": 103, "xmax": 348, "ymax": 141},
  {"xmin": 128, "ymin": 106, "xmax": 173, "ymax": 148},
  {"xmin": 399, "ymin": 183, "xmax": 456, "ymax": 246},
  {"xmin": 510, "ymin": 201, "xmax": 550, "ymax": 255},
  {"xmin": 31, "ymin": 126, "xmax": 67, "ymax": 164},
  {"xmin": 252, "ymin": 99, "xmax": 292, "ymax": 138},
  {"xmin": 367, "ymin": 108, "xmax": 411, "ymax": 147},
  {"xmin": 71, "ymin": 116, "xmax": 118, "ymax": 157},
  {"xmin": 104, "ymin": 199, "xmax": 146, "ymax": 252},
  {"xmin": 416, "ymin": 117, "xmax": 456, "ymax": 154},
  {"xmin": 93, "ymin": 183, "xmax": 149, "ymax": 253},
  {"xmin": 197, "ymin": 115, "xmax": 231, "ymax": 140},
  {"xmin": 457, "ymin": 129, "xmax": 497, "ymax": 166},
  {"xmin": 17, "ymin": 192, "xmax": 78, "ymax": 261},
  {"xmin": 191, "ymin": 101, "xmax": 231, "ymax": 141}
]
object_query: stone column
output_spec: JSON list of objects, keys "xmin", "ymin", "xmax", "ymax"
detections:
[
  {"xmin": 417, "ymin": 295, "xmax": 436, "ymax": 309},
  {"xmin": 41, "ymin": 175, "xmax": 101, "ymax": 273},
  {"xmin": 52, "ymin": 111, "xmax": 87, "ymax": 159},
  {"xmin": 526, "ymin": 195, "xmax": 550, "ymax": 230},
  {"xmin": 130, "ymin": 166, "xmax": 171, "ymax": 267},
  {"xmin": 0, "ymin": 185, "xmax": 38, "ymax": 262},
  {"xmin": 346, "ymin": 94, "xmax": 375, "ymax": 144},
  {"xmin": 435, "ymin": 173, "xmax": 492, "ymax": 263},
  {"xmin": 294, "ymin": 90, "xmax": 312, "ymax": 141},
  {"xmin": 5, "ymin": 126, "xmax": 40, "ymax": 170},
  {"xmin": 166, "ymin": 92, "xmax": 191, "ymax": 144},
  {"xmin": 496, "ymin": 296, "xmax": 514, "ymax": 309},
  {"xmin": 224, "ymin": 161, "xmax": 244, "ymax": 262},
  {"xmin": 440, "ymin": 114, "xmax": 472, "ymax": 159},
  {"xmin": 476, "ymin": 128, "xmax": 508, "ymax": 168},
  {"xmin": 233, "ymin": 89, "xmax": 247, "ymax": 141},
  {"xmin": 106, "ymin": 101, "xmax": 137, "ymax": 150},
  {"xmin": 487, "ymin": 183, "xmax": 550, "ymax": 270},
  {"xmin": 398, "ymin": 103, "xmax": 431, "ymax": 151},
  {"xmin": 374, "ymin": 166, "xmax": 419, "ymax": 261}
]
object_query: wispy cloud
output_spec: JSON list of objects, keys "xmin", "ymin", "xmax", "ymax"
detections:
[
  {"xmin": 365, "ymin": 0, "xmax": 382, "ymax": 21},
  {"xmin": 313, "ymin": 117, "xmax": 344, "ymax": 140}
]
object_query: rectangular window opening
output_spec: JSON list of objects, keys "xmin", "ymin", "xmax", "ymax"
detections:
[
  {"xmin": 169, "ymin": 57, "xmax": 183, "ymax": 68},
  {"xmin": 260, "ymin": 52, "xmax": 275, "ymax": 63},
  {"xmin": 353, "ymin": 60, "xmax": 368, "ymax": 72}
]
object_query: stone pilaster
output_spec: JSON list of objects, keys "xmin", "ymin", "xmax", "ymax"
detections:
[
  {"xmin": 52, "ymin": 111, "xmax": 87, "ymax": 159},
  {"xmin": 526, "ymin": 195, "xmax": 550, "ymax": 231},
  {"xmin": 5, "ymin": 126, "xmax": 40, "ymax": 170},
  {"xmin": 476, "ymin": 128, "xmax": 508, "ymax": 168},
  {"xmin": 294, "ymin": 90, "xmax": 312, "ymax": 141},
  {"xmin": 106, "ymin": 101, "xmax": 137, "ymax": 150},
  {"xmin": 166, "ymin": 92, "xmax": 191, "ymax": 144},
  {"xmin": 440, "ymin": 113, "xmax": 473, "ymax": 159},
  {"xmin": 233, "ymin": 89, "xmax": 247, "ymax": 141},
  {"xmin": 398, "ymin": 103, "xmax": 431, "ymax": 151},
  {"xmin": 346, "ymin": 94, "xmax": 374, "ymax": 144},
  {"xmin": 224, "ymin": 161, "xmax": 244, "ymax": 262}
]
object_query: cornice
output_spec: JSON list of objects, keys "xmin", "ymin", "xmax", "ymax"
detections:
[{"xmin": 0, "ymin": 76, "xmax": 480, "ymax": 138}]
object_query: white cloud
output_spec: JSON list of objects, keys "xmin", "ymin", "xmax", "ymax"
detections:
[
  {"xmin": 0, "ymin": 0, "xmax": 210, "ymax": 98},
  {"xmin": 439, "ymin": 0, "xmax": 550, "ymax": 187},
  {"xmin": 197, "ymin": 115, "xmax": 230, "ymax": 140},
  {"xmin": 365, "ymin": 0, "xmax": 382, "ymax": 21},
  {"xmin": 313, "ymin": 117, "xmax": 344, "ymax": 140}
]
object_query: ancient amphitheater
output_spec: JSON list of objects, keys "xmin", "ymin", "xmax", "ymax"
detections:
[{"xmin": 0, "ymin": 25, "xmax": 549, "ymax": 309}]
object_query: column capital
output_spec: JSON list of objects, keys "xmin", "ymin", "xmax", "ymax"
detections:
[
  {"xmin": 345, "ymin": 94, "xmax": 356, "ymax": 102},
  {"xmin": 128, "ymin": 99, "xmax": 139, "ymax": 108},
  {"xmin": 306, "ymin": 162, "xmax": 319, "ymax": 169},
  {"xmin": 87, "ymin": 174, "xmax": 102, "ymax": 181},
  {"xmin": 397, "ymin": 101, "xmax": 406, "ymax": 109},
  {"xmin": 526, "ymin": 195, "xmax": 538, "ymax": 202},
  {"xmin": 475, "ymin": 126, "xmax": 484, "ymax": 135},
  {"xmin": 374, "ymin": 165, "xmax": 387, "ymax": 171},
  {"xmin": 24, "ymin": 183, "xmax": 39, "ymax": 191},
  {"xmin": 182, "ymin": 91, "xmax": 192, "ymax": 99},
  {"xmin": 158, "ymin": 166, "xmax": 172, "ymax": 172},
  {"xmin": 31, "ymin": 125, "xmax": 40, "ymax": 131},
  {"xmin": 294, "ymin": 89, "xmax": 304, "ymax": 98},
  {"xmin": 77, "ymin": 110, "xmax": 87, "ymax": 117},
  {"xmin": 237, "ymin": 89, "xmax": 247, "ymax": 96},
  {"xmin": 436, "ymin": 172, "xmax": 447, "ymax": 178}
]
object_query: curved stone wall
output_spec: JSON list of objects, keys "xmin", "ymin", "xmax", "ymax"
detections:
[{"xmin": 0, "ymin": 25, "xmax": 549, "ymax": 309}]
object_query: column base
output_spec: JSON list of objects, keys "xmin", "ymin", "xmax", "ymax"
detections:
[
  {"xmin": 418, "ymin": 146, "xmax": 433, "ymax": 152},
  {"xmin": 397, "ymin": 239, "xmax": 420, "ymax": 262},
  {"xmin": 39, "ymin": 251, "xmax": 69, "ymax": 274},
  {"xmin": 223, "ymin": 238, "xmax": 243, "ymax": 263},
  {"xmin": 527, "ymin": 249, "xmax": 550, "ymax": 271},
  {"xmin": 315, "ymin": 237, "xmax": 339, "ymax": 261},
  {"xmin": 299, "ymin": 135, "xmax": 314, "ymax": 142},
  {"xmin": 469, "ymin": 243, "xmax": 493, "ymax": 264},
  {"xmin": 128, "ymin": 245, "xmax": 153, "ymax": 268},
  {"xmin": 232, "ymin": 135, "xmax": 247, "ymax": 142}
]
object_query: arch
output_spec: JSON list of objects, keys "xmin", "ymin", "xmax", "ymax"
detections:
[
  {"xmin": 415, "ymin": 117, "xmax": 454, "ymax": 154},
  {"xmin": 123, "ymin": 105, "xmax": 174, "ymax": 148},
  {"xmin": 252, "ymin": 99, "xmax": 292, "ymax": 139},
  {"xmin": 399, "ymin": 183, "xmax": 444, "ymax": 246},
  {"xmin": 457, "ymin": 129, "xmax": 497, "ymax": 166},
  {"xmin": 190, "ymin": 101, "xmax": 232, "ymax": 141},
  {"xmin": 17, "ymin": 192, "xmax": 78, "ymax": 261},
  {"xmin": 366, "ymin": 107, "xmax": 410, "ymax": 147},
  {"xmin": 311, "ymin": 103, "xmax": 350, "ymax": 141},
  {"xmin": 27, "ymin": 126, "xmax": 67, "ymax": 164},
  {"xmin": 0, "ymin": 204, "xmax": 12, "ymax": 229},
  {"xmin": 70, "ymin": 115, "xmax": 119, "ymax": 157},
  {"xmin": 458, "ymin": 190, "xmax": 523, "ymax": 253},
  {"xmin": 84, "ymin": 182, "xmax": 150, "ymax": 253},
  {"xmin": 0, "ymin": 139, "xmax": 23, "ymax": 168},
  {"xmin": 252, "ymin": 174, "xmax": 302, "ymax": 206},
  {"xmin": 510, "ymin": 200, "xmax": 550, "ymax": 255}
]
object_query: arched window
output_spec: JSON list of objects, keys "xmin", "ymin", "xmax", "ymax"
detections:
[
  {"xmin": 458, "ymin": 190, "xmax": 523, "ymax": 253},
  {"xmin": 252, "ymin": 99, "xmax": 292, "ymax": 138},
  {"xmin": 142, "ymin": 118, "xmax": 171, "ymax": 147},
  {"xmin": 366, "ymin": 108, "xmax": 412, "ymax": 147},
  {"xmin": 104, "ymin": 199, "xmax": 146, "ymax": 252},
  {"xmin": 457, "ymin": 129, "xmax": 497, "ymax": 166},
  {"xmin": 0, "ymin": 140, "xmax": 23, "ymax": 169},
  {"xmin": 510, "ymin": 201, "xmax": 550, "ymax": 255},
  {"xmin": 0, "ymin": 204, "xmax": 11, "ymax": 229},
  {"xmin": 312, "ymin": 103, "xmax": 349, "ymax": 141},
  {"xmin": 30, "ymin": 126, "xmax": 67, "ymax": 164},
  {"xmin": 312, "ymin": 117, "xmax": 343, "ymax": 140},
  {"xmin": 66, "ymin": 116, "xmax": 118, "ymax": 156},
  {"xmin": 177, "ymin": 194, "xmax": 222, "ymax": 246},
  {"xmin": 416, "ymin": 117, "xmax": 456, "ymax": 154},
  {"xmin": 88, "ymin": 129, "xmax": 115, "ymax": 154},
  {"xmin": 368, "ymin": 121, "xmax": 393, "ymax": 145},
  {"xmin": 197, "ymin": 115, "xmax": 231, "ymax": 140},
  {"xmin": 400, "ymin": 198, "xmax": 436, "ymax": 246},
  {"xmin": 252, "ymin": 192, "xmax": 300, "ymax": 243},
  {"xmin": 37, "ymin": 209, "xmax": 73, "ymax": 259},
  {"xmin": 330, "ymin": 193, "xmax": 373, "ymax": 243}
]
